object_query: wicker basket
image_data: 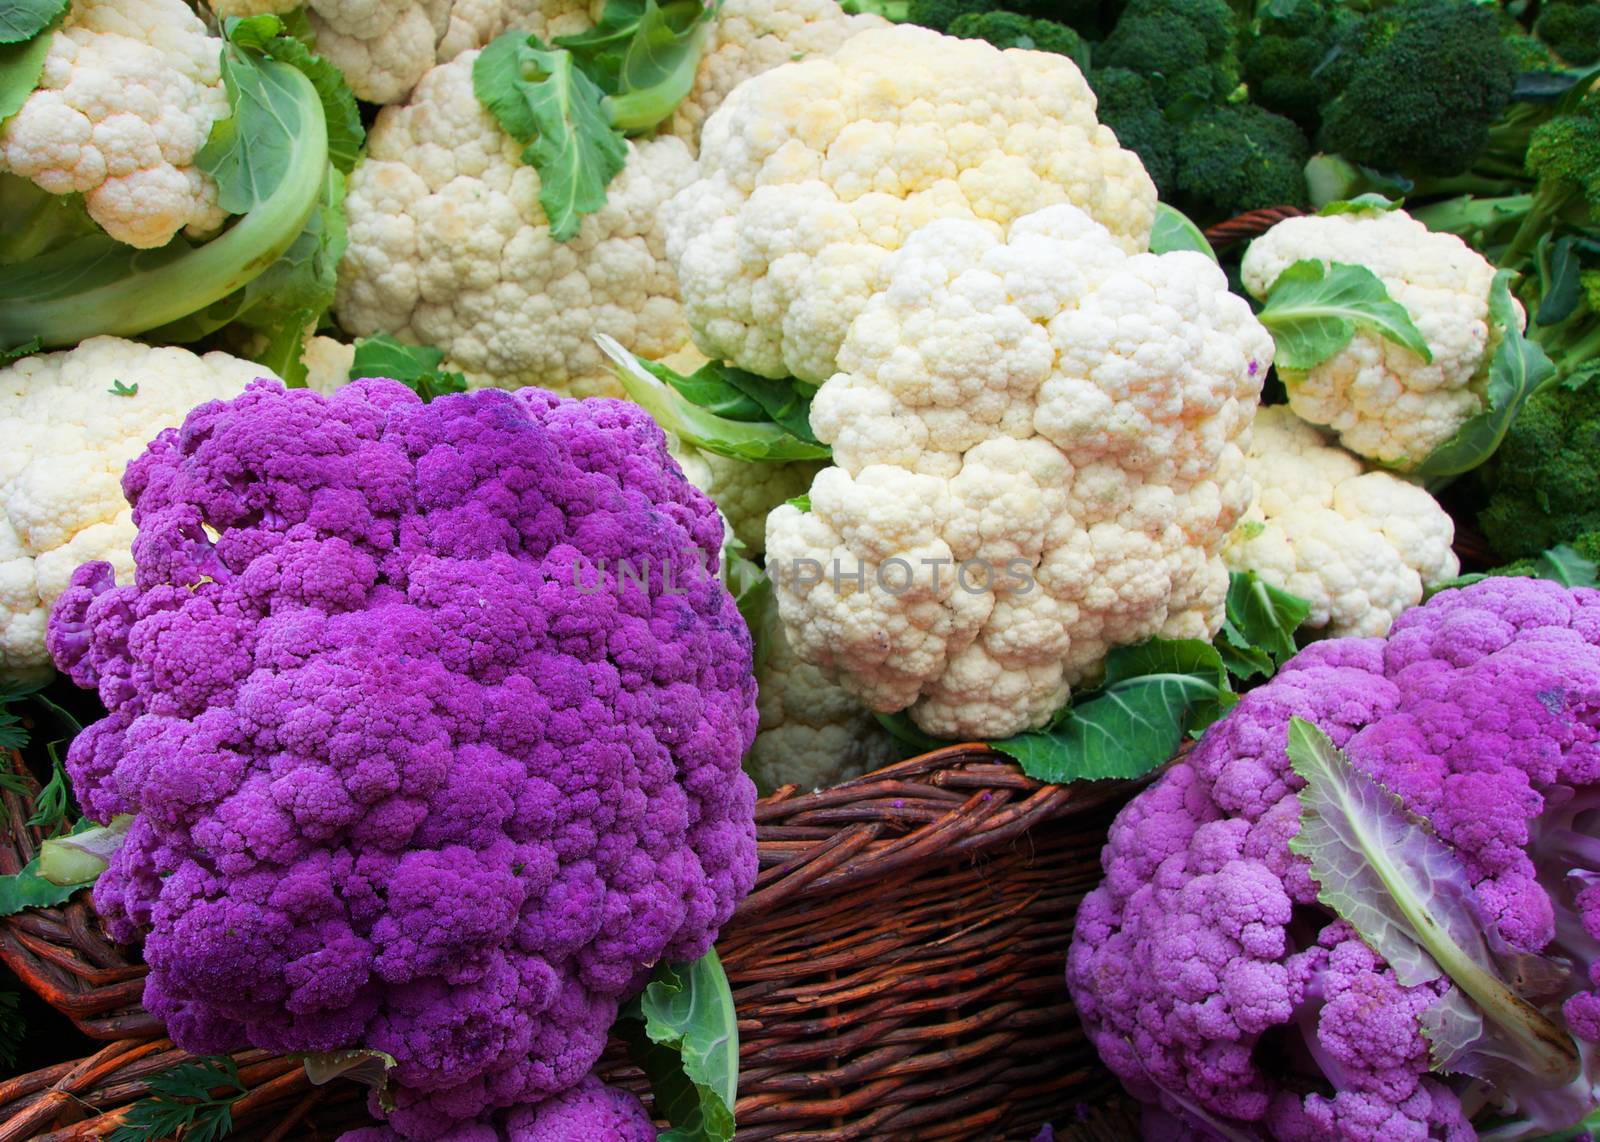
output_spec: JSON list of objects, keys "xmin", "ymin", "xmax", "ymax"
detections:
[{"xmin": 1, "ymin": 744, "xmax": 1142, "ymax": 1139}]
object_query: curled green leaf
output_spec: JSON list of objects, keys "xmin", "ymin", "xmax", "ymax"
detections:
[{"xmin": 1257, "ymin": 259, "xmax": 1433, "ymax": 373}]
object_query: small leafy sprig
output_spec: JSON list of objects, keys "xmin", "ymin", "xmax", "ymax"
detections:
[{"xmin": 108, "ymin": 1057, "xmax": 247, "ymax": 1142}]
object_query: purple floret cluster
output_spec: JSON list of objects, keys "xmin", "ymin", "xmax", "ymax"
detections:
[
  {"xmin": 1067, "ymin": 578, "xmax": 1600, "ymax": 1140},
  {"xmin": 47, "ymin": 379, "xmax": 759, "ymax": 1137}
]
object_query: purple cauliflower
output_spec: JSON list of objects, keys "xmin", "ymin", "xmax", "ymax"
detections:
[
  {"xmin": 1067, "ymin": 578, "xmax": 1600, "ymax": 1140},
  {"xmin": 339, "ymin": 1075, "xmax": 655, "ymax": 1141},
  {"xmin": 47, "ymin": 379, "xmax": 758, "ymax": 1138}
]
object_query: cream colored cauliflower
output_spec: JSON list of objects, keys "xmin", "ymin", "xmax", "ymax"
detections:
[
  {"xmin": 665, "ymin": 24, "xmax": 1158, "ymax": 386},
  {"xmin": 1223, "ymin": 406, "xmax": 1459, "ymax": 638},
  {"xmin": 208, "ymin": 0, "xmax": 597, "ymax": 105},
  {"xmin": 0, "ymin": 0, "xmax": 230, "ymax": 248},
  {"xmin": 334, "ymin": 50, "xmax": 696, "ymax": 399},
  {"xmin": 1241, "ymin": 207, "xmax": 1514, "ymax": 469},
  {"xmin": 301, "ymin": 334, "xmax": 357, "ymax": 395},
  {"xmin": 668, "ymin": 0, "xmax": 887, "ymax": 151},
  {"xmin": 765, "ymin": 205, "xmax": 1270, "ymax": 740},
  {"xmin": 0, "ymin": 338, "xmax": 270, "ymax": 679}
]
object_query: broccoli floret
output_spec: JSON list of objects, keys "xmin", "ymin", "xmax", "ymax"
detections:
[
  {"xmin": 1097, "ymin": 0, "xmax": 1240, "ymax": 105},
  {"xmin": 1479, "ymin": 380, "xmax": 1600, "ymax": 559},
  {"xmin": 1536, "ymin": 0, "xmax": 1600, "ymax": 66},
  {"xmin": 1241, "ymin": 0, "xmax": 1348, "ymax": 130},
  {"xmin": 1173, "ymin": 102, "xmax": 1310, "ymax": 221},
  {"xmin": 904, "ymin": 0, "xmax": 1096, "ymax": 31},
  {"xmin": 948, "ymin": 11, "xmax": 1088, "ymax": 64},
  {"xmin": 1087, "ymin": 67, "xmax": 1176, "ymax": 195},
  {"xmin": 1502, "ymin": 29, "xmax": 1564, "ymax": 71},
  {"xmin": 1316, "ymin": 0, "xmax": 1517, "ymax": 176}
]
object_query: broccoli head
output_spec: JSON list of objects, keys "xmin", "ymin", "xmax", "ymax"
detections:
[
  {"xmin": 904, "ymin": 0, "xmax": 1098, "ymax": 31},
  {"xmin": 1536, "ymin": 0, "xmax": 1600, "ymax": 66},
  {"xmin": 1317, "ymin": 0, "xmax": 1517, "ymax": 176},
  {"xmin": 1174, "ymin": 102, "xmax": 1310, "ymax": 221},
  {"xmin": 1088, "ymin": 67, "xmax": 1177, "ymax": 195},
  {"xmin": 1097, "ymin": 0, "xmax": 1240, "ymax": 105},
  {"xmin": 948, "ymin": 10, "xmax": 1088, "ymax": 65},
  {"xmin": 1479, "ymin": 378, "xmax": 1600, "ymax": 559},
  {"xmin": 1241, "ymin": 0, "xmax": 1348, "ymax": 130}
]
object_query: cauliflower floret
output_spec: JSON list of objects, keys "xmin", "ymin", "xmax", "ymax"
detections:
[
  {"xmin": 1240, "ymin": 208, "xmax": 1512, "ymax": 468},
  {"xmin": 665, "ymin": 24, "xmax": 1158, "ymax": 386},
  {"xmin": 0, "ymin": 0, "xmax": 231, "ymax": 248},
  {"xmin": 765, "ymin": 205, "xmax": 1269, "ymax": 740},
  {"xmin": 334, "ymin": 50, "xmax": 696, "ymax": 399},
  {"xmin": 0, "ymin": 337, "xmax": 269, "ymax": 679},
  {"xmin": 1224, "ymin": 407, "xmax": 1460, "ymax": 637},
  {"xmin": 209, "ymin": 0, "xmax": 598, "ymax": 105},
  {"xmin": 301, "ymin": 335, "xmax": 357, "ymax": 395},
  {"xmin": 668, "ymin": 0, "xmax": 888, "ymax": 151}
]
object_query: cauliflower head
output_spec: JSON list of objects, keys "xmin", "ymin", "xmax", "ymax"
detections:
[
  {"xmin": 765, "ymin": 205, "xmax": 1270, "ymax": 740},
  {"xmin": 208, "ymin": 0, "xmax": 598, "ymax": 105},
  {"xmin": 334, "ymin": 50, "xmax": 696, "ymax": 398},
  {"xmin": 664, "ymin": 23, "xmax": 1159, "ymax": 385},
  {"xmin": 48, "ymin": 380, "xmax": 758, "ymax": 1139},
  {"xmin": 1241, "ymin": 208, "xmax": 1511, "ymax": 468},
  {"xmin": 667, "ymin": 0, "xmax": 888, "ymax": 150},
  {"xmin": 1067, "ymin": 578, "xmax": 1600, "ymax": 1139},
  {"xmin": 0, "ymin": 337, "xmax": 265, "ymax": 680},
  {"xmin": 0, "ymin": 0, "xmax": 230, "ymax": 248},
  {"xmin": 338, "ymin": 1074, "xmax": 654, "ymax": 1141},
  {"xmin": 1224, "ymin": 406, "xmax": 1459, "ymax": 637}
]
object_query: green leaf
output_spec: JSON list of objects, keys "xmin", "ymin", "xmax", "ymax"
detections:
[
  {"xmin": 0, "ymin": 819, "xmax": 101, "ymax": 916},
  {"xmin": 1535, "ymin": 235, "xmax": 1582, "ymax": 327},
  {"xmin": 219, "ymin": 15, "xmax": 363, "ymax": 174},
  {"xmin": 0, "ymin": 0, "xmax": 63, "ymax": 45},
  {"xmin": 38, "ymin": 815, "xmax": 131, "ymax": 886},
  {"xmin": 643, "ymin": 359, "xmax": 767, "ymax": 422},
  {"xmin": 598, "ymin": 335, "xmax": 832, "ymax": 462},
  {"xmin": 107, "ymin": 1057, "xmax": 246, "ymax": 1142},
  {"xmin": 1257, "ymin": 260, "xmax": 1433, "ymax": 372},
  {"xmin": 0, "ymin": 679, "xmax": 43, "ymax": 751},
  {"xmin": 616, "ymin": 949, "xmax": 739, "ymax": 1142},
  {"xmin": 0, "ymin": 24, "xmax": 50, "ymax": 124},
  {"xmin": 989, "ymin": 639, "xmax": 1233, "ymax": 782},
  {"xmin": 786, "ymin": 493, "xmax": 811, "ymax": 513},
  {"xmin": 1317, "ymin": 194, "xmax": 1403, "ymax": 216},
  {"xmin": 25, "ymin": 743, "xmax": 70, "ymax": 830},
  {"xmin": 1148, "ymin": 203, "xmax": 1217, "ymax": 261},
  {"xmin": 0, "ymin": 336, "xmax": 39, "ymax": 364},
  {"xmin": 107, "ymin": 378, "xmax": 138, "ymax": 397},
  {"xmin": 874, "ymin": 710, "xmax": 948, "ymax": 757},
  {"xmin": 1284, "ymin": 717, "xmax": 1580, "ymax": 1087},
  {"xmin": 1527, "ymin": 544, "xmax": 1599, "ymax": 586},
  {"xmin": 474, "ymin": 32, "xmax": 628, "ymax": 242},
  {"xmin": 601, "ymin": 0, "xmax": 714, "ymax": 134},
  {"xmin": 1412, "ymin": 271, "xmax": 1558, "ymax": 482},
  {"xmin": 349, "ymin": 334, "xmax": 469, "ymax": 402},
  {"xmin": 302, "ymin": 1048, "xmax": 397, "ymax": 1113},
  {"xmin": 199, "ymin": 40, "xmax": 313, "ymax": 214},
  {"xmin": 1215, "ymin": 571, "xmax": 1309, "ymax": 681}
]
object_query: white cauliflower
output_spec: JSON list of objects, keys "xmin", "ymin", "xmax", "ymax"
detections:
[
  {"xmin": 667, "ymin": 0, "xmax": 888, "ymax": 151},
  {"xmin": 765, "ymin": 205, "xmax": 1270, "ymax": 740},
  {"xmin": 1240, "ymin": 207, "xmax": 1513, "ymax": 469},
  {"xmin": 334, "ymin": 50, "xmax": 697, "ymax": 398},
  {"xmin": 1223, "ymin": 406, "xmax": 1459, "ymax": 638},
  {"xmin": 0, "ymin": 0, "xmax": 230, "ymax": 248},
  {"xmin": 0, "ymin": 338, "xmax": 270, "ymax": 679},
  {"xmin": 208, "ymin": 0, "xmax": 597, "ymax": 105},
  {"xmin": 301, "ymin": 334, "xmax": 357, "ymax": 395},
  {"xmin": 665, "ymin": 24, "xmax": 1158, "ymax": 386}
]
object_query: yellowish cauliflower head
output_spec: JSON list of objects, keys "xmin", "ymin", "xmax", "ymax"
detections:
[
  {"xmin": 1240, "ymin": 208, "xmax": 1513, "ymax": 469},
  {"xmin": 1224, "ymin": 406, "xmax": 1460, "ymax": 637},
  {"xmin": 0, "ymin": 0, "xmax": 230, "ymax": 248},
  {"xmin": 765, "ymin": 205, "xmax": 1270, "ymax": 740},
  {"xmin": 668, "ymin": 0, "xmax": 888, "ymax": 151},
  {"xmin": 208, "ymin": 0, "xmax": 597, "ymax": 105},
  {"xmin": 665, "ymin": 24, "xmax": 1159, "ymax": 386},
  {"xmin": 333, "ymin": 50, "xmax": 697, "ymax": 399},
  {"xmin": 0, "ymin": 337, "xmax": 270, "ymax": 679}
]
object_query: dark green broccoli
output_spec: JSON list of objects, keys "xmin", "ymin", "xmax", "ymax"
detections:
[
  {"xmin": 948, "ymin": 10, "xmax": 1090, "ymax": 66},
  {"xmin": 1173, "ymin": 102, "xmax": 1310, "ymax": 221},
  {"xmin": 1087, "ymin": 67, "xmax": 1177, "ymax": 194},
  {"xmin": 1241, "ymin": 0, "xmax": 1347, "ymax": 130},
  {"xmin": 1536, "ymin": 0, "xmax": 1600, "ymax": 66},
  {"xmin": 1097, "ymin": 0, "xmax": 1240, "ymax": 107},
  {"xmin": 1489, "ymin": 531, "xmax": 1600, "ymax": 580},
  {"xmin": 1479, "ymin": 378, "xmax": 1600, "ymax": 559},
  {"xmin": 1502, "ymin": 88, "xmax": 1600, "ymax": 263},
  {"xmin": 1316, "ymin": 0, "xmax": 1518, "ymax": 177},
  {"xmin": 896, "ymin": 0, "xmax": 1100, "ymax": 31},
  {"xmin": 1502, "ymin": 29, "xmax": 1565, "ymax": 72}
]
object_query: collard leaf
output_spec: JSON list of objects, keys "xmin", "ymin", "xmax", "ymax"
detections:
[
  {"xmin": 616, "ymin": 949, "xmax": 739, "ymax": 1142},
  {"xmin": 599, "ymin": 335, "xmax": 832, "ymax": 462},
  {"xmin": 0, "ymin": 24, "xmax": 50, "ymax": 124},
  {"xmin": 1148, "ymin": 204, "xmax": 1218, "ymax": 261},
  {"xmin": 1215, "ymin": 571, "xmax": 1309, "ymax": 680},
  {"xmin": 349, "ymin": 334, "xmax": 469, "ymax": 402},
  {"xmin": 1284, "ymin": 717, "xmax": 1580, "ymax": 1087},
  {"xmin": 1317, "ymin": 194, "xmax": 1403, "ymax": 216},
  {"xmin": 1412, "ymin": 271, "xmax": 1557, "ymax": 481},
  {"xmin": 989, "ymin": 639, "xmax": 1233, "ymax": 782},
  {"xmin": 473, "ymin": 32, "xmax": 628, "ymax": 241},
  {"xmin": 0, "ymin": 0, "xmax": 63, "ymax": 45},
  {"xmin": 1257, "ymin": 260, "xmax": 1432, "ymax": 372}
]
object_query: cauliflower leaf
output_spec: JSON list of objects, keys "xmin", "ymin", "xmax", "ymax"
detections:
[
  {"xmin": 1257, "ymin": 259, "xmax": 1433, "ymax": 371},
  {"xmin": 1214, "ymin": 570, "xmax": 1310, "ymax": 679},
  {"xmin": 0, "ymin": 1, "xmax": 66, "ymax": 44},
  {"xmin": 348, "ymin": 334, "xmax": 468, "ymax": 402}
]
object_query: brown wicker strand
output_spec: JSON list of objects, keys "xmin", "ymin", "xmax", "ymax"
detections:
[{"xmin": 1202, "ymin": 204, "xmax": 1308, "ymax": 250}]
